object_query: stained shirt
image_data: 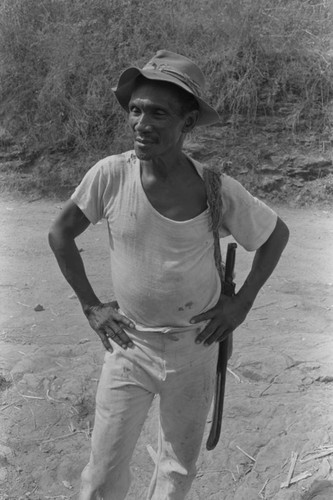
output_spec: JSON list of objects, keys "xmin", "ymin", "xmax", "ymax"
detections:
[{"xmin": 71, "ymin": 151, "xmax": 277, "ymax": 330}]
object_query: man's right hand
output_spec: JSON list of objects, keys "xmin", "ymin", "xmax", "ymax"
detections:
[{"xmin": 84, "ymin": 301, "xmax": 136, "ymax": 352}]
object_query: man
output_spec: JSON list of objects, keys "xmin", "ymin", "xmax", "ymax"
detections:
[{"xmin": 49, "ymin": 50, "xmax": 289, "ymax": 500}]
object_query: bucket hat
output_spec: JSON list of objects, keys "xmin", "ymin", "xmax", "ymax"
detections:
[{"xmin": 112, "ymin": 50, "xmax": 220, "ymax": 126}]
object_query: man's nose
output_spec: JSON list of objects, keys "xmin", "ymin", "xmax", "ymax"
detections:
[{"xmin": 135, "ymin": 113, "xmax": 152, "ymax": 131}]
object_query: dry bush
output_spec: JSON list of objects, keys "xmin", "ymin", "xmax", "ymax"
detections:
[
  {"xmin": 0, "ymin": 0, "xmax": 332, "ymax": 158},
  {"xmin": 201, "ymin": 0, "xmax": 333, "ymax": 123}
]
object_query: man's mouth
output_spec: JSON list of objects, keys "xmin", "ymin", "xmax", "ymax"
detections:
[{"xmin": 135, "ymin": 137, "xmax": 155, "ymax": 145}]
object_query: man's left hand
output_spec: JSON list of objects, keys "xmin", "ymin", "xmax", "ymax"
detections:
[{"xmin": 191, "ymin": 294, "xmax": 250, "ymax": 345}]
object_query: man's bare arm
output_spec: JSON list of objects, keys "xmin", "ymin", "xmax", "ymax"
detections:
[
  {"xmin": 48, "ymin": 200, "xmax": 135, "ymax": 351},
  {"xmin": 48, "ymin": 200, "xmax": 100, "ymax": 309},
  {"xmin": 236, "ymin": 216, "xmax": 290, "ymax": 310},
  {"xmin": 192, "ymin": 216, "xmax": 290, "ymax": 344}
]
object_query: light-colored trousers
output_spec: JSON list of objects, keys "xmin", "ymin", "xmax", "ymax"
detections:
[{"xmin": 79, "ymin": 325, "xmax": 218, "ymax": 500}]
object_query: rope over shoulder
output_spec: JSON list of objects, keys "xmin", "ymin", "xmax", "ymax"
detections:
[{"xmin": 203, "ymin": 166, "xmax": 224, "ymax": 281}]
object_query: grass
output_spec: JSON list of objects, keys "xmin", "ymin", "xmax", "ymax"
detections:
[{"xmin": 0, "ymin": 0, "xmax": 332, "ymax": 194}]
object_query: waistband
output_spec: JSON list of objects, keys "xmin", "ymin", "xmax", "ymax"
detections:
[{"xmin": 119, "ymin": 308, "xmax": 208, "ymax": 337}]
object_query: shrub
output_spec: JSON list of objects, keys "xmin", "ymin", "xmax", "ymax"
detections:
[{"xmin": 0, "ymin": 0, "xmax": 332, "ymax": 156}]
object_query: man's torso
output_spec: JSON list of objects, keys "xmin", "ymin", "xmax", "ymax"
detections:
[{"xmin": 104, "ymin": 152, "xmax": 221, "ymax": 329}]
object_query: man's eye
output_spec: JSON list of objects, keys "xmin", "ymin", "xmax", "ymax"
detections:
[
  {"xmin": 130, "ymin": 106, "xmax": 140, "ymax": 114},
  {"xmin": 155, "ymin": 110, "xmax": 166, "ymax": 117}
]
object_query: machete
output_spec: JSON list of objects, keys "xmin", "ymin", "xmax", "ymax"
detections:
[{"xmin": 206, "ymin": 242, "xmax": 237, "ymax": 451}]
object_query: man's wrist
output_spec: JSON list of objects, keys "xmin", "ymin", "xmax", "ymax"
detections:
[
  {"xmin": 82, "ymin": 301, "xmax": 103, "ymax": 316},
  {"xmin": 235, "ymin": 287, "xmax": 256, "ymax": 313}
]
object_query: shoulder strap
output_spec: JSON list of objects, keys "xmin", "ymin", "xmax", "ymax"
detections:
[{"xmin": 203, "ymin": 167, "xmax": 224, "ymax": 281}]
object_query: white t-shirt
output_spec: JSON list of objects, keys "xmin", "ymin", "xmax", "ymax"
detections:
[{"xmin": 71, "ymin": 151, "xmax": 277, "ymax": 330}]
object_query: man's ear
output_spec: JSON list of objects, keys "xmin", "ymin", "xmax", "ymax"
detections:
[{"xmin": 182, "ymin": 110, "xmax": 199, "ymax": 133}]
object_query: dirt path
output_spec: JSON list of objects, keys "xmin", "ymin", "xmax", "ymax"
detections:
[{"xmin": 0, "ymin": 197, "xmax": 333, "ymax": 500}]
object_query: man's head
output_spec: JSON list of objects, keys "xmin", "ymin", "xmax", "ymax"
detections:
[
  {"xmin": 112, "ymin": 50, "xmax": 219, "ymax": 127},
  {"xmin": 132, "ymin": 75, "xmax": 200, "ymax": 119},
  {"xmin": 127, "ymin": 77, "xmax": 200, "ymax": 160}
]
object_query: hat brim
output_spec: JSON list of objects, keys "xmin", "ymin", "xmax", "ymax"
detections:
[{"xmin": 112, "ymin": 67, "xmax": 220, "ymax": 126}]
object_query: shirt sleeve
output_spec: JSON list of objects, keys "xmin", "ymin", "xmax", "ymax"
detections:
[
  {"xmin": 220, "ymin": 175, "xmax": 278, "ymax": 251},
  {"xmin": 70, "ymin": 158, "xmax": 113, "ymax": 224}
]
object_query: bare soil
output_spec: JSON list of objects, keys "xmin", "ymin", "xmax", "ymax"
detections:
[{"xmin": 0, "ymin": 196, "xmax": 333, "ymax": 500}]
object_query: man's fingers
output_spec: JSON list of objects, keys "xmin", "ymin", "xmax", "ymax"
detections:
[
  {"xmin": 204, "ymin": 328, "xmax": 233, "ymax": 346},
  {"xmin": 104, "ymin": 323, "xmax": 134, "ymax": 350},
  {"xmin": 195, "ymin": 320, "xmax": 219, "ymax": 345},
  {"xmin": 190, "ymin": 309, "xmax": 215, "ymax": 325},
  {"xmin": 97, "ymin": 330, "xmax": 114, "ymax": 353},
  {"xmin": 87, "ymin": 303, "xmax": 136, "ymax": 330},
  {"xmin": 203, "ymin": 329, "xmax": 222, "ymax": 346},
  {"xmin": 191, "ymin": 295, "xmax": 231, "ymax": 325},
  {"xmin": 111, "ymin": 310, "xmax": 136, "ymax": 329},
  {"xmin": 195, "ymin": 321, "xmax": 233, "ymax": 346},
  {"xmin": 119, "ymin": 316, "xmax": 136, "ymax": 328},
  {"xmin": 85, "ymin": 302, "xmax": 136, "ymax": 349}
]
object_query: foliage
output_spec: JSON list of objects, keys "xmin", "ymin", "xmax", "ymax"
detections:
[{"xmin": 0, "ymin": 0, "xmax": 332, "ymax": 155}]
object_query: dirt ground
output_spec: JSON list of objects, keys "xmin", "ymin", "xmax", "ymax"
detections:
[{"xmin": 1, "ymin": 196, "xmax": 333, "ymax": 500}]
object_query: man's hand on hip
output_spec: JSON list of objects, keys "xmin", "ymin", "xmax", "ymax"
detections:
[
  {"xmin": 84, "ymin": 301, "xmax": 136, "ymax": 352},
  {"xmin": 191, "ymin": 294, "xmax": 250, "ymax": 346},
  {"xmin": 191, "ymin": 218, "xmax": 290, "ymax": 347}
]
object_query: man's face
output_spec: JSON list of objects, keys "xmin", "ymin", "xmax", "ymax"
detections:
[{"xmin": 128, "ymin": 81, "xmax": 193, "ymax": 161}]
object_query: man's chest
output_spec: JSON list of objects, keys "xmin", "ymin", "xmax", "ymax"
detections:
[
  {"xmin": 140, "ymin": 169, "xmax": 207, "ymax": 222},
  {"xmin": 106, "ymin": 186, "xmax": 211, "ymax": 254}
]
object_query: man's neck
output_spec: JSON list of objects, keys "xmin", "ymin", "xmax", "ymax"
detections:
[
  {"xmin": 138, "ymin": 150, "xmax": 207, "ymax": 221},
  {"xmin": 140, "ymin": 152, "xmax": 192, "ymax": 182}
]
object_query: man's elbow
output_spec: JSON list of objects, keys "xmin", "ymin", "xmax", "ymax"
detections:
[
  {"xmin": 277, "ymin": 217, "xmax": 289, "ymax": 247},
  {"xmin": 48, "ymin": 221, "xmax": 67, "ymax": 254},
  {"xmin": 268, "ymin": 217, "xmax": 289, "ymax": 254},
  {"xmin": 48, "ymin": 223, "xmax": 58, "ymax": 252}
]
